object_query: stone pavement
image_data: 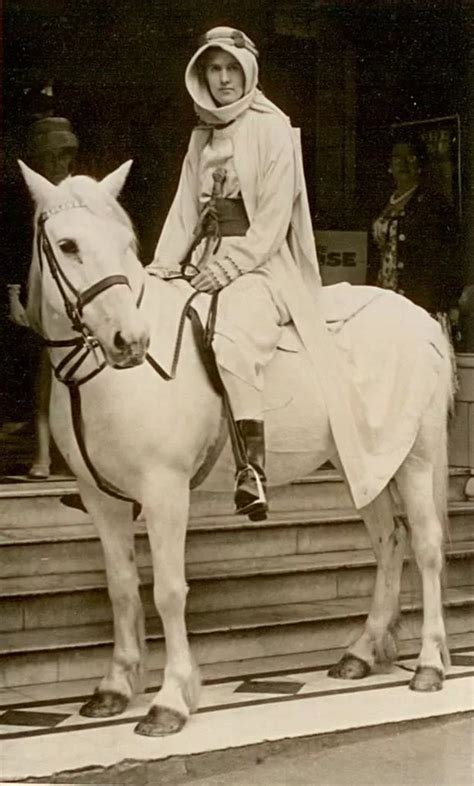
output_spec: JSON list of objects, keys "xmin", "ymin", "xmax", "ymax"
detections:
[
  {"xmin": 185, "ymin": 714, "xmax": 474, "ymax": 786},
  {"xmin": 0, "ymin": 653, "xmax": 473, "ymax": 784}
]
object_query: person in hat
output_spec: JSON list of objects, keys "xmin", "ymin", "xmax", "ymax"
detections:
[
  {"xmin": 6, "ymin": 116, "xmax": 79, "ymax": 477},
  {"xmin": 8, "ymin": 117, "xmax": 79, "ymax": 325},
  {"xmin": 149, "ymin": 27, "xmax": 373, "ymax": 520},
  {"xmin": 28, "ymin": 116, "xmax": 79, "ymax": 184}
]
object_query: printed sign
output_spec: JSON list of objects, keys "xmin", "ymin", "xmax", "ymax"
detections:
[{"xmin": 316, "ymin": 230, "xmax": 368, "ymax": 286}]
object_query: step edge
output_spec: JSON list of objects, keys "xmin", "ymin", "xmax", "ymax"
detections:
[
  {"xmin": 2, "ymin": 543, "xmax": 474, "ymax": 598},
  {"xmin": 2, "ymin": 590, "xmax": 473, "ymax": 655},
  {"xmin": 0, "ymin": 466, "xmax": 470, "ymax": 499},
  {"xmin": 3, "ymin": 502, "xmax": 474, "ymax": 546}
]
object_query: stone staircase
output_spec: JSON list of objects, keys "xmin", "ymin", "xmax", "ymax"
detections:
[{"xmin": 1, "ymin": 471, "xmax": 474, "ymax": 689}]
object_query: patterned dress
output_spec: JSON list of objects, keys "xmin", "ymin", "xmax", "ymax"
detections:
[{"xmin": 372, "ymin": 186, "xmax": 417, "ymax": 296}]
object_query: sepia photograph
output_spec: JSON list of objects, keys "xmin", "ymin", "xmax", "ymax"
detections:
[{"xmin": 1, "ymin": 1, "xmax": 473, "ymax": 784}]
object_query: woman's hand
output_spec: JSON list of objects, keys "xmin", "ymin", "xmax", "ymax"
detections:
[
  {"xmin": 7, "ymin": 285, "xmax": 29, "ymax": 327},
  {"xmin": 190, "ymin": 268, "xmax": 224, "ymax": 293},
  {"xmin": 191, "ymin": 257, "xmax": 241, "ymax": 292}
]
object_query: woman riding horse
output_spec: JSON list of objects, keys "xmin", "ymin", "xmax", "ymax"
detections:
[
  {"xmin": 17, "ymin": 27, "xmax": 453, "ymax": 740},
  {"xmin": 149, "ymin": 27, "xmax": 374, "ymax": 520}
]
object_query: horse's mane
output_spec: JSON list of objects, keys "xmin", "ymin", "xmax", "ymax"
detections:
[{"xmin": 26, "ymin": 175, "xmax": 138, "ymax": 334}]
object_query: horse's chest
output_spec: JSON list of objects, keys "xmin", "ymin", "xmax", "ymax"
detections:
[{"xmin": 49, "ymin": 368, "xmax": 221, "ymax": 480}]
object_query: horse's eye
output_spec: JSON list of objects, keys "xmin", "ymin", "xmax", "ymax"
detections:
[{"xmin": 59, "ymin": 239, "xmax": 79, "ymax": 255}]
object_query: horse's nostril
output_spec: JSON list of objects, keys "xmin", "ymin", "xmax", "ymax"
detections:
[{"xmin": 114, "ymin": 331, "xmax": 126, "ymax": 351}]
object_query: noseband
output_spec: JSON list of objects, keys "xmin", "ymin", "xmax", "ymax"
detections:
[{"xmin": 37, "ymin": 202, "xmax": 142, "ymax": 340}]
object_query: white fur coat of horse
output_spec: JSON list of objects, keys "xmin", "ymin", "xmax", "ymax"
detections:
[{"xmin": 19, "ymin": 161, "xmax": 453, "ymax": 737}]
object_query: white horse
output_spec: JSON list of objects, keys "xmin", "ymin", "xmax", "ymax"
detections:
[{"xmin": 19, "ymin": 161, "xmax": 453, "ymax": 737}]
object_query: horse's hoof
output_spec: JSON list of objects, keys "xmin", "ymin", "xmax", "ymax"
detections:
[
  {"xmin": 327, "ymin": 653, "xmax": 371, "ymax": 680},
  {"xmin": 79, "ymin": 689, "xmax": 129, "ymax": 717},
  {"xmin": 134, "ymin": 705, "xmax": 187, "ymax": 737},
  {"xmin": 409, "ymin": 666, "xmax": 443, "ymax": 692}
]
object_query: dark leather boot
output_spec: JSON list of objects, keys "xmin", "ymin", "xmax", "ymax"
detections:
[{"xmin": 234, "ymin": 419, "xmax": 268, "ymax": 521}]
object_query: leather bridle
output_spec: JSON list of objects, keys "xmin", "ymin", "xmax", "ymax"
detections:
[
  {"xmin": 34, "ymin": 200, "xmax": 236, "ymax": 506},
  {"xmin": 37, "ymin": 202, "xmax": 143, "ymax": 347}
]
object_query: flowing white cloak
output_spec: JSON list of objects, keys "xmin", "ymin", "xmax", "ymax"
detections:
[{"xmin": 148, "ymin": 110, "xmax": 446, "ymax": 509}]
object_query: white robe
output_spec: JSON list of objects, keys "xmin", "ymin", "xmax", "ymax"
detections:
[{"xmin": 149, "ymin": 109, "xmax": 399, "ymax": 509}]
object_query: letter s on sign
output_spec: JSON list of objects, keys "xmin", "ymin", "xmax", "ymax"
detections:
[{"xmin": 327, "ymin": 252, "xmax": 341, "ymax": 266}]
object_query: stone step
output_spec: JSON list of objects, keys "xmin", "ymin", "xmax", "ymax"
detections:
[
  {"xmin": 0, "ymin": 475, "xmax": 351, "ymax": 528},
  {"xmin": 0, "ymin": 468, "xmax": 470, "ymax": 528},
  {"xmin": 1, "ymin": 542, "xmax": 473, "ymax": 633},
  {"xmin": 1, "ymin": 502, "xmax": 473, "ymax": 580},
  {"xmin": 1, "ymin": 587, "xmax": 472, "ymax": 687}
]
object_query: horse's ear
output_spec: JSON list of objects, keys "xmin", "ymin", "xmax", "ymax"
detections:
[
  {"xmin": 100, "ymin": 160, "xmax": 133, "ymax": 198},
  {"xmin": 18, "ymin": 160, "xmax": 57, "ymax": 205}
]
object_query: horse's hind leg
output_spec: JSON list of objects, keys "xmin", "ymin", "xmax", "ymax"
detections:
[
  {"xmin": 135, "ymin": 469, "xmax": 201, "ymax": 737},
  {"xmin": 78, "ymin": 482, "xmax": 145, "ymax": 717},
  {"xmin": 395, "ymin": 456, "xmax": 449, "ymax": 691},
  {"xmin": 328, "ymin": 488, "xmax": 407, "ymax": 679}
]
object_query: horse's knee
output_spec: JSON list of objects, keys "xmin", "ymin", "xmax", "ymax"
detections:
[
  {"xmin": 417, "ymin": 543, "xmax": 443, "ymax": 572},
  {"xmin": 411, "ymin": 527, "xmax": 443, "ymax": 572},
  {"xmin": 154, "ymin": 580, "xmax": 188, "ymax": 615},
  {"xmin": 109, "ymin": 580, "xmax": 142, "ymax": 614}
]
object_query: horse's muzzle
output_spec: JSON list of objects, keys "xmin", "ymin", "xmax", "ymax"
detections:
[
  {"xmin": 108, "ymin": 331, "xmax": 150, "ymax": 369},
  {"xmin": 112, "ymin": 354, "xmax": 146, "ymax": 369}
]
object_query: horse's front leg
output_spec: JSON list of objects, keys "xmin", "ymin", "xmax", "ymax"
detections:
[
  {"xmin": 135, "ymin": 469, "xmax": 200, "ymax": 737},
  {"xmin": 78, "ymin": 482, "xmax": 145, "ymax": 717},
  {"xmin": 329, "ymin": 488, "xmax": 407, "ymax": 679}
]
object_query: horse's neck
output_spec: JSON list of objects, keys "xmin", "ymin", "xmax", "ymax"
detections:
[{"xmin": 142, "ymin": 272, "xmax": 186, "ymax": 320}]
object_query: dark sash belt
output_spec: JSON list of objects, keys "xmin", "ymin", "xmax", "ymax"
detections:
[{"xmin": 213, "ymin": 197, "xmax": 249, "ymax": 237}]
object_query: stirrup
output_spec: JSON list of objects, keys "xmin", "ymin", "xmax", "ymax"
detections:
[{"xmin": 235, "ymin": 464, "xmax": 268, "ymax": 521}]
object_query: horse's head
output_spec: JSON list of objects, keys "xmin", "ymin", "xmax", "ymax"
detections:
[{"xmin": 19, "ymin": 160, "xmax": 150, "ymax": 369}]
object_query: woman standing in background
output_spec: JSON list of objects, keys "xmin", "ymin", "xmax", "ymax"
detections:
[{"xmin": 371, "ymin": 135, "xmax": 462, "ymax": 326}]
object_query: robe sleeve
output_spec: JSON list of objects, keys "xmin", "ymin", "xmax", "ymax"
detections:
[
  {"xmin": 216, "ymin": 117, "xmax": 295, "ymax": 276},
  {"xmin": 147, "ymin": 134, "xmax": 201, "ymax": 275}
]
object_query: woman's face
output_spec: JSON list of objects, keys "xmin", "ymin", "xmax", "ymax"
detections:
[
  {"xmin": 390, "ymin": 143, "xmax": 420, "ymax": 189},
  {"xmin": 205, "ymin": 50, "xmax": 245, "ymax": 106}
]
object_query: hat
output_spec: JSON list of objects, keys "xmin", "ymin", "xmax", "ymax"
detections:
[
  {"xmin": 197, "ymin": 28, "xmax": 259, "ymax": 59},
  {"xmin": 27, "ymin": 117, "xmax": 79, "ymax": 157}
]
